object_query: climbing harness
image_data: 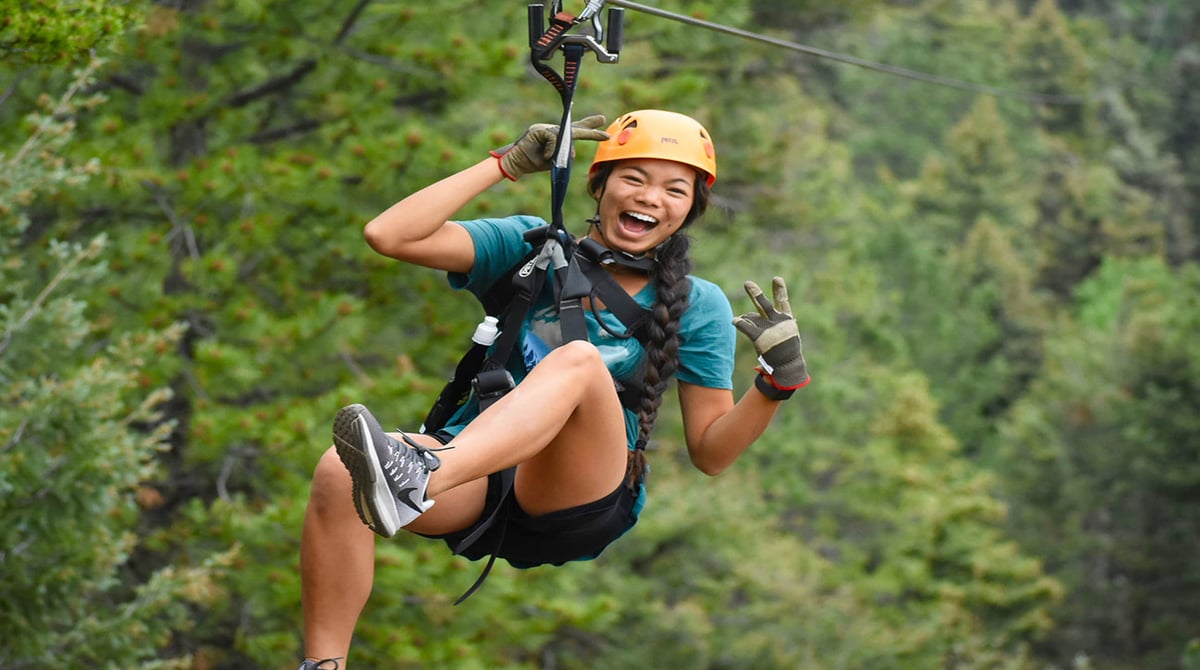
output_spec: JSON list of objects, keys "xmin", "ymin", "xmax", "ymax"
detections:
[{"xmin": 417, "ymin": 2, "xmax": 643, "ymax": 605}]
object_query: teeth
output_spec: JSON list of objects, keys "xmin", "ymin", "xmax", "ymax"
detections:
[{"xmin": 625, "ymin": 211, "xmax": 658, "ymax": 224}]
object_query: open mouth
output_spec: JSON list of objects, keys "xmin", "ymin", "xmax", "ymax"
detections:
[{"xmin": 620, "ymin": 211, "xmax": 658, "ymax": 234}]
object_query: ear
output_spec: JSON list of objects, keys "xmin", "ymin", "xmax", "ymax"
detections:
[{"xmin": 589, "ymin": 179, "xmax": 607, "ymax": 203}]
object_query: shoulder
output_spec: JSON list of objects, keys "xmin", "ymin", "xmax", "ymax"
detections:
[
  {"xmin": 677, "ymin": 275, "xmax": 734, "ymax": 339},
  {"xmin": 685, "ymin": 276, "xmax": 733, "ymax": 314},
  {"xmin": 674, "ymin": 275, "xmax": 736, "ymax": 388},
  {"xmin": 448, "ymin": 214, "xmax": 548, "ymax": 294},
  {"xmin": 457, "ymin": 214, "xmax": 547, "ymax": 244}
]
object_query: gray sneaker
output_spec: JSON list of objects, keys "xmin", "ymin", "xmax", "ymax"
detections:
[
  {"xmin": 298, "ymin": 657, "xmax": 342, "ymax": 670},
  {"xmin": 332, "ymin": 403, "xmax": 442, "ymax": 537}
]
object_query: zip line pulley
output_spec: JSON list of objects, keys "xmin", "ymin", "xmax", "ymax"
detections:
[{"xmin": 526, "ymin": 2, "xmax": 624, "ymax": 236}]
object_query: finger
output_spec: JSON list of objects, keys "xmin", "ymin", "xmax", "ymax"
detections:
[
  {"xmin": 731, "ymin": 315, "xmax": 764, "ymax": 340},
  {"xmin": 571, "ymin": 116, "xmax": 609, "ymax": 142},
  {"xmin": 574, "ymin": 114, "xmax": 608, "ymax": 129},
  {"xmin": 772, "ymin": 276, "xmax": 792, "ymax": 316},
  {"xmin": 533, "ymin": 126, "xmax": 563, "ymax": 160},
  {"xmin": 572, "ymin": 128, "xmax": 611, "ymax": 142},
  {"xmin": 743, "ymin": 280, "xmax": 774, "ymax": 318}
]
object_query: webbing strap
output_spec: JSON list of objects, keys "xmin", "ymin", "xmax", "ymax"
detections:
[
  {"xmin": 530, "ymin": 10, "xmax": 586, "ymax": 234},
  {"xmin": 556, "ymin": 253, "xmax": 591, "ymax": 342},
  {"xmin": 488, "ymin": 232, "xmax": 569, "ymax": 374},
  {"xmin": 451, "ymin": 466, "xmax": 515, "ymax": 606},
  {"xmin": 420, "ymin": 340, "xmax": 488, "ymax": 433},
  {"xmin": 548, "ymin": 44, "xmax": 584, "ymax": 232},
  {"xmin": 574, "ymin": 238, "xmax": 651, "ymax": 338}
]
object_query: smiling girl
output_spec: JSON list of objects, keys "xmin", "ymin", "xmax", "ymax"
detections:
[{"xmin": 296, "ymin": 110, "xmax": 811, "ymax": 670}]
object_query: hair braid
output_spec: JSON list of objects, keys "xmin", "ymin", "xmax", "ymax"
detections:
[{"xmin": 627, "ymin": 232, "xmax": 692, "ymax": 487}]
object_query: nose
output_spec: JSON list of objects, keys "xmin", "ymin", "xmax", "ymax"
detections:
[{"xmin": 633, "ymin": 183, "xmax": 663, "ymax": 208}]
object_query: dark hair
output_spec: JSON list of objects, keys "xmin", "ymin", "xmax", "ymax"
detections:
[{"xmin": 587, "ymin": 162, "xmax": 712, "ymax": 486}]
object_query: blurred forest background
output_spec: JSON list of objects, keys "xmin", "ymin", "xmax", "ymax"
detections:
[{"xmin": 2, "ymin": 0, "xmax": 1198, "ymax": 668}]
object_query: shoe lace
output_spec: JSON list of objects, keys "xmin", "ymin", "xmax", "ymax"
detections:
[
  {"xmin": 388, "ymin": 431, "xmax": 451, "ymax": 473},
  {"xmin": 302, "ymin": 657, "xmax": 343, "ymax": 670}
]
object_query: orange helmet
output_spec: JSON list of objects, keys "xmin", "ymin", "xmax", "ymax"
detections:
[{"xmin": 589, "ymin": 110, "xmax": 717, "ymax": 186}]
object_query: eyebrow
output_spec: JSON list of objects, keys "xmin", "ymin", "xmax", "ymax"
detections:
[{"xmin": 619, "ymin": 165, "xmax": 694, "ymax": 186}]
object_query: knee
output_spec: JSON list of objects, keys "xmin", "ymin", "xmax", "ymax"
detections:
[
  {"xmin": 308, "ymin": 447, "xmax": 351, "ymax": 519},
  {"xmin": 544, "ymin": 339, "xmax": 606, "ymax": 374}
]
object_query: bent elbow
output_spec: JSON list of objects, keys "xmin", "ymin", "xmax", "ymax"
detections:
[
  {"xmin": 690, "ymin": 455, "xmax": 729, "ymax": 477},
  {"xmin": 362, "ymin": 220, "xmax": 393, "ymax": 255}
]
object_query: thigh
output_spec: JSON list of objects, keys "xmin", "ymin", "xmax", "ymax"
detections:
[
  {"xmin": 398, "ymin": 431, "xmax": 490, "ymax": 537},
  {"xmin": 509, "ymin": 342, "xmax": 631, "ymax": 516}
]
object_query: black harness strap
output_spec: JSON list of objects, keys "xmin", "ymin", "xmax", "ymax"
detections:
[
  {"xmin": 450, "ymin": 466, "xmax": 515, "ymax": 605},
  {"xmin": 574, "ymin": 238, "xmax": 653, "ymax": 338},
  {"xmin": 423, "ymin": 230, "xmax": 654, "ymax": 435},
  {"xmin": 482, "ymin": 228, "xmax": 571, "ymax": 391},
  {"xmin": 420, "ymin": 339, "xmax": 490, "ymax": 434}
]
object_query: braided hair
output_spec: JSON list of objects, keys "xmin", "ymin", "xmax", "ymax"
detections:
[{"xmin": 587, "ymin": 162, "xmax": 712, "ymax": 487}]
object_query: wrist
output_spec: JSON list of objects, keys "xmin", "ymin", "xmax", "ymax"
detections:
[
  {"xmin": 488, "ymin": 148, "xmax": 520, "ymax": 181},
  {"xmin": 755, "ymin": 372, "xmax": 796, "ymax": 401},
  {"xmin": 755, "ymin": 357, "xmax": 811, "ymax": 392}
]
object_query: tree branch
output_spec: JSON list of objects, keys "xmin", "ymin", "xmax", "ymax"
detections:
[
  {"xmin": 1, "ymin": 419, "xmax": 28, "ymax": 454},
  {"xmin": 0, "ymin": 69, "xmax": 26, "ymax": 109},
  {"xmin": 245, "ymin": 118, "xmax": 322, "ymax": 145},
  {"xmin": 226, "ymin": 58, "xmax": 317, "ymax": 108},
  {"xmin": 334, "ymin": 0, "xmax": 374, "ymax": 46},
  {"xmin": 0, "ymin": 241, "xmax": 99, "ymax": 358}
]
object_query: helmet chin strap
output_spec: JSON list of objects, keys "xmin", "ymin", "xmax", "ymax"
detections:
[{"xmin": 586, "ymin": 210, "xmax": 663, "ymax": 272}]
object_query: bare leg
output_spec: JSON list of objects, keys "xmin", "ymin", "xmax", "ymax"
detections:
[
  {"xmin": 299, "ymin": 449, "xmax": 375, "ymax": 665},
  {"xmin": 301, "ymin": 340, "xmax": 632, "ymax": 662},
  {"xmin": 423, "ymin": 340, "xmax": 630, "ymax": 516}
]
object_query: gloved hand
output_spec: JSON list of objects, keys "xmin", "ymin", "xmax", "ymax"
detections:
[
  {"xmin": 733, "ymin": 276, "xmax": 811, "ymax": 391},
  {"xmin": 490, "ymin": 115, "xmax": 609, "ymax": 181}
]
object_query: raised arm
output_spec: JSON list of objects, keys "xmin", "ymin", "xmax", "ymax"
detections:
[
  {"xmin": 364, "ymin": 115, "xmax": 610, "ymax": 274},
  {"xmin": 362, "ymin": 158, "xmax": 502, "ymax": 274},
  {"xmin": 679, "ymin": 277, "xmax": 812, "ymax": 475}
]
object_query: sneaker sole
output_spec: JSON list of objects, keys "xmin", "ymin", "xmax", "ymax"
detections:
[{"xmin": 333, "ymin": 404, "xmax": 403, "ymax": 538}]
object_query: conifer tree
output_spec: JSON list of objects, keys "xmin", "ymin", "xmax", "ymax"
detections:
[
  {"xmin": 999, "ymin": 258, "xmax": 1200, "ymax": 669},
  {"xmin": 0, "ymin": 44, "xmax": 230, "ymax": 670}
]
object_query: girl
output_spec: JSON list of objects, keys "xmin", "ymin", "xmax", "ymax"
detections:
[{"xmin": 298, "ymin": 110, "xmax": 810, "ymax": 670}]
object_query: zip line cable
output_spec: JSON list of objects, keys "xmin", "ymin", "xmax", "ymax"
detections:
[{"xmin": 605, "ymin": 0, "xmax": 1093, "ymax": 106}]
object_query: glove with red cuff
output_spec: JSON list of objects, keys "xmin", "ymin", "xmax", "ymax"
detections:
[
  {"xmin": 490, "ymin": 115, "xmax": 609, "ymax": 181},
  {"xmin": 733, "ymin": 276, "xmax": 811, "ymax": 400}
]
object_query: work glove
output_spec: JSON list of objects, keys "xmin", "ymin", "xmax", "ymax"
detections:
[
  {"xmin": 490, "ymin": 115, "xmax": 609, "ymax": 181},
  {"xmin": 733, "ymin": 276, "xmax": 811, "ymax": 392}
]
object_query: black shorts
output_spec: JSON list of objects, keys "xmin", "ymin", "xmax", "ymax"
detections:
[{"xmin": 419, "ymin": 464, "xmax": 640, "ymax": 569}]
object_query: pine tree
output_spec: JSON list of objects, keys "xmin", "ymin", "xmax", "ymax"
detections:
[
  {"xmin": 0, "ymin": 53, "xmax": 231, "ymax": 670},
  {"xmin": 999, "ymin": 258, "xmax": 1200, "ymax": 668}
]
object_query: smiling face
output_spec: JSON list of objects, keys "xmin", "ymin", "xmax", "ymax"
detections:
[{"xmin": 589, "ymin": 158, "xmax": 698, "ymax": 257}]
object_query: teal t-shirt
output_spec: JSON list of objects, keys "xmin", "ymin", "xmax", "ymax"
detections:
[{"xmin": 442, "ymin": 215, "xmax": 737, "ymax": 531}]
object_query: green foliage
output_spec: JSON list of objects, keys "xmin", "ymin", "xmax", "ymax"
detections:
[
  {"xmin": 739, "ymin": 372, "xmax": 1060, "ymax": 668},
  {"xmin": 1007, "ymin": 0, "xmax": 1094, "ymax": 134},
  {"xmin": 0, "ymin": 59, "xmax": 230, "ymax": 668},
  {"xmin": 998, "ymin": 258, "xmax": 1200, "ymax": 668},
  {"xmin": 0, "ymin": 0, "xmax": 139, "ymax": 65},
  {"xmin": 820, "ymin": 0, "xmax": 1028, "ymax": 178},
  {"xmin": 2, "ymin": 0, "xmax": 1197, "ymax": 668}
]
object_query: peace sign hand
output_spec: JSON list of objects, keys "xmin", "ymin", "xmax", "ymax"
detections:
[{"xmin": 732, "ymin": 276, "xmax": 810, "ymax": 390}]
